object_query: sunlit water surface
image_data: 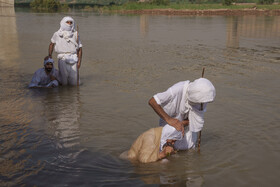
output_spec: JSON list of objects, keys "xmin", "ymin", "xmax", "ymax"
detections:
[{"xmin": 0, "ymin": 7, "xmax": 280, "ymax": 186}]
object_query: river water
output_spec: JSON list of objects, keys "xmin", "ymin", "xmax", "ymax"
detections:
[{"xmin": 0, "ymin": 7, "xmax": 280, "ymax": 186}]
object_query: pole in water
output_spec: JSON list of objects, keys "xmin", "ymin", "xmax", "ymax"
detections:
[
  {"xmin": 199, "ymin": 67, "xmax": 205, "ymax": 150},
  {"xmin": 202, "ymin": 67, "xmax": 205, "ymax": 78},
  {"xmin": 76, "ymin": 25, "xmax": 79, "ymax": 87},
  {"xmin": 200, "ymin": 67, "xmax": 205, "ymax": 110}
]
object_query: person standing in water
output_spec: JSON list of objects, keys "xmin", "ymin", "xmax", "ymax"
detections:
[{"xmin": 48, "ymin": 16, "xmax": 82, "ymax": 86}]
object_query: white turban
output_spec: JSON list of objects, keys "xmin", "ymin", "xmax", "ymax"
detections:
[
  {"xmin": 44, "ymin": 57, "xmax": 54, "ymax": 66},
  {"xmin": 187, "ymin": 78, "xmax": 216, "ymax": 103},
  {"xmin": 60, "ymin": 16, "xmax": 75, "ymax": 32},
  {"xmin": 57, "ymin": 16, "xmax": 78, "ymax": 46},
  {"xmin": 185, "ymin": 78, "xmax": 216, "ymax": 132}
]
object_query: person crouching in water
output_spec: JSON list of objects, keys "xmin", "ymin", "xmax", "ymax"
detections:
[
  {"xmin": 121, "ymin": 78, "xmax": 216, "ymax": 163},
  {"xmin": 29, "ymin": 57, "xmax": 59, "ymax": 88},
  {"xmin": 121, "ymin": 124, "xmax": 187, "ymax": 163},
  {"xmin": 48, "ymin": 16, "xmax": 82, "ymax": 86}
]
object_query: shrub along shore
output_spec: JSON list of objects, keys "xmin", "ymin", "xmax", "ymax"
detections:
[{"xmin": 16, "ymin": 0, "xmax": 280, "ymax": 15}]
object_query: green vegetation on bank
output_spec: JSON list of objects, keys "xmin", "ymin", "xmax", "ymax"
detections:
[
  {"xmin": 30, "ymin": 0, "xmax": 68, "ymax": 11},
  {"xmin": 15, "ymin": 0, "xmax": 280, "ymax": 12}
]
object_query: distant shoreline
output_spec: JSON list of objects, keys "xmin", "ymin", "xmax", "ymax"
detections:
[{"xmin": 116, "ymin": 8, "xmax": 280, "ymax": 16}]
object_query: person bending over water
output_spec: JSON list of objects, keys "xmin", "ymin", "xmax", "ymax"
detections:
[
  {"xmin": 149, "ymin": 78, "xmax": 216, "ymax": 150},
  {"xmin": 121, "ymin": 77, "xmax": 216, "ymax": 163}
]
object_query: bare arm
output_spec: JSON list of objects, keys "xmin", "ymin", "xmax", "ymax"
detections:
[
  {"xmin": 48, "ymin": 42, "xmax": 55, "ymax": 58},
  {"xmin": 149, "ymin": 97, "xmax": 186, "ymax": 133},
  {"xmin": 77, "ymin": 47, "xmax": 82, "ymax": 69}
]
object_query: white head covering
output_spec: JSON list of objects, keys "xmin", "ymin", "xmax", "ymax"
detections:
[
  {"xmin": 187, "ymin": 78, "xmax": 216, "ymax": 103},
  {"xmin": 57, "ymin": 16, "xmax": 76, "ymax": 42},
  {"xmin": 44, "ymin": 57, "xmax": 55, "ymax": 75},
  {"xmin": 57, "ymin": 16, "xmax": 78, "ymax": 47},
  {"xmin": 160, "ymin": 125, "xmax": 183, "ymax": 151},
  {"xmin": 60, "ymin": 16, "xmax": 75, "ymax": 32},
  {"xmin": 44, "ymin": 57, "xmax": 54, "ymax": 66},
  {"xmin": 185, "ymin": 78, "xmax": 216, "ymax": 132}
]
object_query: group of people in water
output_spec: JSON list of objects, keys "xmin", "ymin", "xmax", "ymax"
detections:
[
  {"xmin": 28, "ymin": 16, "xmax": 216, "ymax": 164},
  {"xmin": 29, "ymin": 16, "xmax": 82, "ymax": 88}
]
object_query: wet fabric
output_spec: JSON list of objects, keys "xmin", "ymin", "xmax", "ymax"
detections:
[
  {"xmin": 160, "ymin": 125, "xmax": 182, "ymax": 151},
  {"xmin": 174, "ymin": 130, "xmax": 198, "ymax": 150},
  {"xmin": 29, "ymin": 68, "xmax": 59, "ymax": 88},
  {"xmin": 127, "ymin": 127, "xmax": 163, "ymax": 163},
  {"xmin": 58, "ymin": 58, "xmax": 79, "ymax": 86}
]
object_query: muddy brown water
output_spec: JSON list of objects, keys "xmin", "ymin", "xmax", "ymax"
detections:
[{"xmin": 1, "ymin": 7, "xmax": 280, "ymax": 186}]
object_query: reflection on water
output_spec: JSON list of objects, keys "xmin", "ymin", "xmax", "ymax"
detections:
[
  {"xmin": 0, "ymin": 9, "xmax": 280, "ymax": 186},
  {"xmin": 140, "ymin": 14, "xmax": 149, "ymax": 37},
  {"xmin": 42, "ymin": 88, "xmax": 81, "ymax": 149},
  {"xmin": 227, "ymin": 16, "xmax": 280, "ymax": 48}
]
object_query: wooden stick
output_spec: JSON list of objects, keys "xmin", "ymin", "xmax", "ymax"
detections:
[
  {"xmin": 200, "ymin": 67, "xmax": 205, "ymax": 110},
  {"xmin": 198, "ymin": 131, "xmax": 202, "ymax": 151},
  {"xmin": 202, "ymin": 67, "xmax": 205, "ymax": 78},
  {"xmin": 198, "ymin": 67, "xmax": 205, "ymax": 150},
  {"xmin": 76, "ymin": 25, "xmax": 79, "ymax": 87}
]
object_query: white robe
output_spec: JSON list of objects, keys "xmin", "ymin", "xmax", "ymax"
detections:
[
  {"xmin": 29, "ymin": 68, "xmax": 59, "ymax": 88},
  {"xmin": 51, "ymin": 25, "xmax": 82, "ymax": 86},
  {"xmin": 153, "ymin": 78, "xmax": 215, "ymax": 150}
]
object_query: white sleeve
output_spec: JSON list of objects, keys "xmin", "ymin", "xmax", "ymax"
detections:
[
  {"xmin": 51, "ymin": 32, "xmax": 57, "ymax": 43},
  {"xmin": 153, "ymin": 81, "xmax": 185, "ymax": 107},
  {"xmin": 153, "ymin": 87, "xmax": 173, "ymax": 106}
]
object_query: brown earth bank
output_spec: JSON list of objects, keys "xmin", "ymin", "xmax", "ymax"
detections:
[{"xmin": 117, "ymin": 8, "xmax": 280, "ymax": 16}]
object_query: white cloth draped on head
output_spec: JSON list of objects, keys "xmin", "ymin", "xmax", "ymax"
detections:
[
  {"xmin": 44, "ymin": 57, "xmax": 54, "ymax": 66},
  {"xmin": 184, "ymin": 78, "xmax": 216, "ymax": 132},
  {"xmin": 43, "ymin": 57, "xmax": 56, "ymax": 75},
  {"xmin": 60, "ymin": 16, "xmax": 75, "ymax": 32},
  {"xmin": 57, "ymin": 16, "xmax": 78, "ymax": 46},
  {"xmin": 160, "ymin": 124, "xmax": 183, "ymax": 151}
]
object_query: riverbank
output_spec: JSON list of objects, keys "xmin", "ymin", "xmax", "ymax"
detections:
[
  {"xmin": 106, "ymin": 3, "xmax": 280, "ymax": 16},
  {"xmin": 116, "ymin": 8, "xmax": 280, "ymax": 16}
]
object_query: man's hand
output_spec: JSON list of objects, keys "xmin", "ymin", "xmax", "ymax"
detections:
[
  {"xmin": 167, "ymin": 118, "xmax": 184, "ymax": 135},
  {"xmin": 44, "ymin": 56, "xmax": 50, "ymax": 61},
  {"xmin": 50, "ymin": 75, "xmax": 56, "ymax": 81},
  {"xmin": 164, "ymin": 146, "xmax": 174, "ymax": 156}
]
